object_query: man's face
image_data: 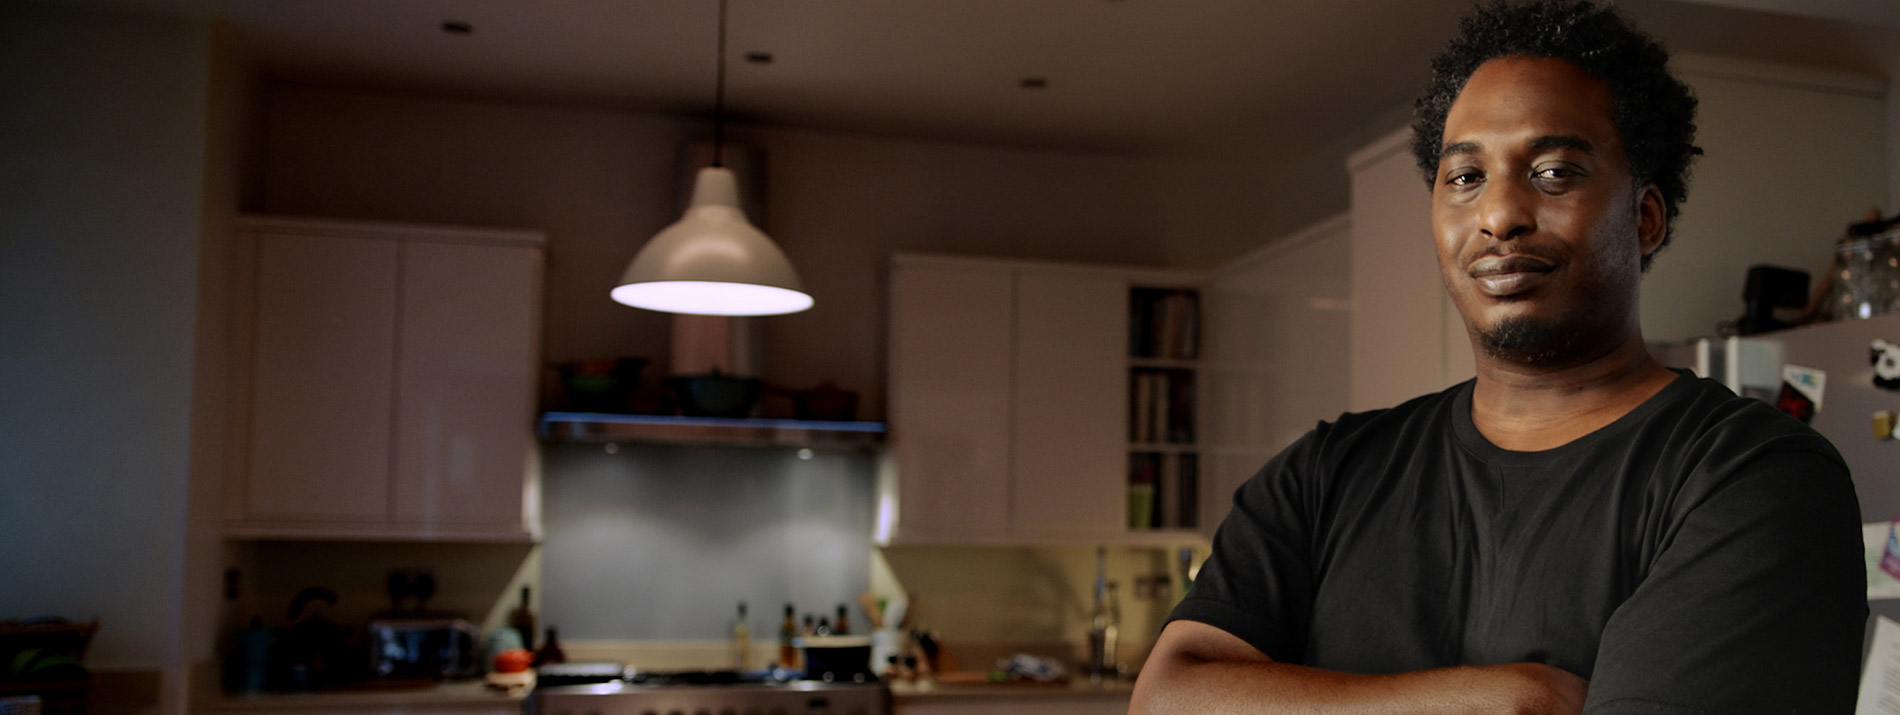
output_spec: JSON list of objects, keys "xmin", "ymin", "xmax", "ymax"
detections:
[{"xmin": 1431, "ymin": 56, "xmax": 1664, "ymax": 364}]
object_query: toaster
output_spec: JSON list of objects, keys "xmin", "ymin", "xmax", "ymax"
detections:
[{"xmin": 367, "ymin": 618, "xmax": 483, "ymax": 680}]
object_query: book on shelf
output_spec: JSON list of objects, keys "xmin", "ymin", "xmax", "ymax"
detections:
[
  {"xmin": 1129, "ymin": 368, "xmax": 1196, "ymax": 444},
  {"xmin": 1128, "ymin": 452, "xmax": 1199, "ymax": 530},
  {"xmin": 1130, "ymin": 288, "xmax": 1201, "ymax": 360}
]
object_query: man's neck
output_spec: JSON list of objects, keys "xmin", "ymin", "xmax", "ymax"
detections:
[{"xmin": 1468, "ymin": 336, "xmax": 1678, "ymax": 452}]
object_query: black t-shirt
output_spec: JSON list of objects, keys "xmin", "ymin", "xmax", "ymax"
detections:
[{"xmin": 1172, "ymin": 371, "xmax": 1867, "ymax": 713}]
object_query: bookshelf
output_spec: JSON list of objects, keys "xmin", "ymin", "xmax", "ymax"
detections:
[{"xmin": 1127, "ymin": 286, "xmax": 1201, "ymax": 534}]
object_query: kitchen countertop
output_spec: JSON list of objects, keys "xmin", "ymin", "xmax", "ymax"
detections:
[
  {"xmin": 199, "ymin": 680, "xmax": 527, "ymax": 712},
  {"xmin": 888, "ymin": 678, "xmax": 1134, "ymax": 701}
]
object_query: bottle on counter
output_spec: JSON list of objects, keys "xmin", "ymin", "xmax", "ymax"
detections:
[
  {"xmin": 730, "ymin": 601, "xmax": 751, "ymax": 671},
  {"xmin": 508, "ymin": 586, "xmax": 536, "ymax": 651},
  {"xmin": 533, "ymin": 626, "xmax": 567, "ymax": 666},
  {"xmin": 801, "ymin": 613, "xmax": 815, "ymax": 636},
  {"xmin": 778, "ymin": 603, "xmax": 799, "ymax": 669},
  {"xmin": 834, "ymin": 603, "xmax": 851, "ymax": 636}
]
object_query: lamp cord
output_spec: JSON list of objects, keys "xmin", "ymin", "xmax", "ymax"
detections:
[{"xmin": 713, "ymin": 0, "xmax": 727, "ymax": 168}]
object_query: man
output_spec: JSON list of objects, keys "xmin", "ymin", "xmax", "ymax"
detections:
[{"xmin": 1128, "ymin": 1, "xmax": 1867, "ymax": 713}]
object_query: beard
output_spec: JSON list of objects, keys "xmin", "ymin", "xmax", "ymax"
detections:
[{"xmin": 1477, "ymin": 315, "xmax": 1580, "ymax": 365}]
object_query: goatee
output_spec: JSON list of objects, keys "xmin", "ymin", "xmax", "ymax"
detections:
[{"xmin": 1479, "ymin": 316, "xmax": 1577, "ymax": 365}]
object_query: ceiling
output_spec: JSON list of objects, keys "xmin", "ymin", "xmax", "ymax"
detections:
[{"xmin": 52, "ymin": 0, "xmax": 1900, "ymax": 156}]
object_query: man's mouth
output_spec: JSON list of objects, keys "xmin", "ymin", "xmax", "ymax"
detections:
[{"xmin": 1468, "ymin": 255, "xmax": 1556, "ymax": 297}]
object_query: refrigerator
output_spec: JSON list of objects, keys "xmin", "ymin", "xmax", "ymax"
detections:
[{"xmin": 1655, "ymin": 311, "xmax": 1900, "ymax": 644}]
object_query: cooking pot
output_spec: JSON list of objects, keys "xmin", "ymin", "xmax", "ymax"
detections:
[{"xmin": 793, "ymin": 635, "xmax": 873, "ymax": 682}]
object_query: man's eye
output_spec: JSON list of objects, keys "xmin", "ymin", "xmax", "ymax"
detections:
[
  {"xmin": 1534, "ymin": 166, "xmax": 1580, "ymax": 181},
  {"xmin": 1444, "ymin": 171, "xmax": 1481, "ymax": 187}
]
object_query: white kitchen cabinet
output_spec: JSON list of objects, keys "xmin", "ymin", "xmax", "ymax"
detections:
[
  {"xmin": 1347, "ymin": 128, "xmax": 1471, "ymax": 413},
  {"xmin": 224, "ymin": 215, "xmax": 544, "ymax": 541},
  {"xmin": 887, "ymin": 254, "xmax": 1201, "ymax": 545},
  {"xmin": 1009, "ymin": 271, "xmax": 1127, "ymax": 539},
  {"xmin": 888, "ymin": 260, "xmax": 1014, "ymax": 541}
]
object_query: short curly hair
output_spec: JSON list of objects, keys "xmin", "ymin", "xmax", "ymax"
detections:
[{"xmin": 1410, "ymin": 0, "xmax": 1701, "ymax": 269}]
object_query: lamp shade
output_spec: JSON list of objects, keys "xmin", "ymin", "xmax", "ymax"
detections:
[{"xmin": 611, "ymin": 167, "xmax": 812, "ymax": 316}]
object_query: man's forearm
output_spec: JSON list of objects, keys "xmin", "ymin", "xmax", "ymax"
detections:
[{"xmin": 1129, "ymin": 657, "xmax": 1586, "ymax": 715}]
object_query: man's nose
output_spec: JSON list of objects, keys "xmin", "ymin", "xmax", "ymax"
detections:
[{"xmin": 1477, "ymin": 177, "xmax": 1535, "ymax": 240}]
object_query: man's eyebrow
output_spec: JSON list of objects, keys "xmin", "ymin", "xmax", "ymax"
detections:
[
  {"xmin": 1440, "ymin": 141, "xmax": 1481, "ymax": 159},
  {"xmin": 1529, "ymin": 134, "xmax": 1594, "ymax": 153}
]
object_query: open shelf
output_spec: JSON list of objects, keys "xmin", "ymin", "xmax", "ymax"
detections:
[{"xmin": 538, "ymin": 412, "xmax": 886, "ymax": 449}]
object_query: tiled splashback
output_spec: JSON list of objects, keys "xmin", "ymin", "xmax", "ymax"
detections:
[{"xmin": 540, "ymin": 442, "xmax": 877, "ymax": 640}]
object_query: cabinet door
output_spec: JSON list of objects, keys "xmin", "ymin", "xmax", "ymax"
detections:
[
  {"xmin": 889, "ymin": 262, "xmax": 1013, "ymax": 541},
  {"xmin": 1009, "ymin": 272, "xmax": 1127, "ymax": 538},
  {"xmin": 391, "ymin": 241, "xmax": 541, "ymax": 534},
  {"xmin": 245, "ymin": 232, "xmax": 398, "ymax": 522},
  {"xmin": 1348, "ymin": 129, "xmax": 1468, "ymax": 412}
]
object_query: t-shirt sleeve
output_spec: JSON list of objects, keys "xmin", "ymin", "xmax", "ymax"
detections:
[
  {"xmin": 1166, "ymin": 428, "xmax": 1325, "ymax": 662},
  {"xmin": 1584, "ymin": 436, "xmax": 1866, "ymax": 714}
]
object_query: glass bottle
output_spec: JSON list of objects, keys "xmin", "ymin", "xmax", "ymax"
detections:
[
  {"xmin": 508, "ymin": 586, "xmax": 535, "ymax": 651},
  {"xmin": 778, "ymin": 603, "xmax": 798, "ymax": 669},
  {"xmin": 730, "ymin": 601, "xmax": 751, "ymax": 671},
  {"xmin": 534, "ymin": 626, "xmax": 566, "ymax": 666}
]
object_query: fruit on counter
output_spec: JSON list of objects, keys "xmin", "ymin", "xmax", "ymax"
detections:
[
  {"xmin": 6, "ymin": 647, "xmax": 90, "ymax": 683},
  {"xmin": 492, "ymin": 648, "xmax": 534, "ymax": 673}
]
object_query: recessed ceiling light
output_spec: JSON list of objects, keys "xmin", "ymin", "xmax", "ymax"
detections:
[
  {"xmin": 1020, "ymin": 77, "xmax": 1049, "ymax": 90},
  {"xmin": 440, "ymin": 20, "xmax": 473, "ymax": 35}
]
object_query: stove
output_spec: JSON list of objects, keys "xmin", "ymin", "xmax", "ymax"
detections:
[{"xmin": 529, "ymin": 666, "xmax": 890, "ymax": 715}]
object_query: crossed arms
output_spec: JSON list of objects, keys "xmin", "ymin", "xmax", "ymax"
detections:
[{"xmin": 1129, "ymin": 620, "xmax": 1587, "ymax": 715}]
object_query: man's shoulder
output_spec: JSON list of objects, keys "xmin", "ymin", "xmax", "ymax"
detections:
[
  {"xmin": 1295, "ymin": 381, "xmax": 1468, "ymax": 457},
  {"xmin": 1324, "ymin": 380, "xmax": 1468, "ymax": 433},
  {"xmin": 1649, "ymin": 373, "xmax": 1840, "ymax": 455}
]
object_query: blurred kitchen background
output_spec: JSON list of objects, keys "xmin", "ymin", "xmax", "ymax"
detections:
[{"xmin": 4, "ymin": 0, "xmax": 1899, "ymax": 713}]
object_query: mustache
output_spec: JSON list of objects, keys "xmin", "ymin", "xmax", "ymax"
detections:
[
  {"xmin": 1464, "ymin": 241, "xmax": 1564, "ymax": 277},
  {"xmin": 1471, "ymin": 241, "xmax": 1563, "ymax": 263}
]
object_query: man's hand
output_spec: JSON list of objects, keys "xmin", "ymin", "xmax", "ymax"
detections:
[{"xmin": 1129, "ymin": 621, "xmax": 1588, "ymax": 715}]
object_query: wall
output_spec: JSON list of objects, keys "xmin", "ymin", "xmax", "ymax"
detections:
[
  {"xmin": 260, "ymin": 87, "xmax": 1181, "ymax": 422},
  {"xmin": 0, "ymin": 0, "xmax": 209, "ymax": 703},
  {"xmin": 877, "ymin": 545, "xmax": 1189, "ymax": 674},
  {"xmin": 1640, "ymin": 55, "xmax": 1890, "ymax": 342}
]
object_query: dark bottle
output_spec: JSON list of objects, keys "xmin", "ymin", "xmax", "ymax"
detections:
[
  {"xmin": 508, "ymin": 586, "xmax": 536, "ymax": 651},
  {"xmin": 534, "ymin": 627, "xmax": 566, "ymax": 666},
  {"xmin": 834, "ymin": 603, "xmax": 851, "ymax": 635}
]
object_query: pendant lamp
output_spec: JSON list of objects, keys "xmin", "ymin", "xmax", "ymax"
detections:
[{"xmin": 611, "ymin": 0, "xmax": 812, "ymax": 317}]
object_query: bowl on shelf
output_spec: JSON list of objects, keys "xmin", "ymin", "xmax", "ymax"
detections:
[
  {"xmin": 790, "ymin": 381, "xmax": 858, "ymax": 422},
  {"xmin": 555, "ymin": 357, "xmax": 646, "ymax": 413},
  {"xmin": 668, "ymin": 372, "xmax": 762, "ymax": 418}
]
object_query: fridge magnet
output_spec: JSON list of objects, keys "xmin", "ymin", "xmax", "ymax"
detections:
[
  {"xmin": 1883, "ymin": 519, "xmax": 1900, "ymax": 581},
  {"xmin": 1877, "ymin": 411, "xmax": 1897, "ymax": 441},
  {"xmin": 1774, "ymin": 364, "xmax": 1825, "ymax": 424},
  {"xmin": 1875, "ymin": 339, "xmax": 1900, "ymax": 391}
]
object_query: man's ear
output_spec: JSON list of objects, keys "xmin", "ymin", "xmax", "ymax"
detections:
[{"xmin": 1636, "ymin": 183, "xmax": 1666, "ymax": 256}]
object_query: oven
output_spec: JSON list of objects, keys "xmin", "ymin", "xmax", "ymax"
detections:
[{"xmin": 528, "ymin": 666, "xmax": 891, "ymax": 715}]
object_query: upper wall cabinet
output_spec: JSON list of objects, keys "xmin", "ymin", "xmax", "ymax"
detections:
[
  {"xmin": 224, "ymin": 215, "xmax": 545, "ymax": 541},
  {"xmin": 886, "ymin": 254, "xmax": 1203, "ymax": 545},
  {"xmin": 1347, "ymin": 129, "xmax": 1471, "ymax": 413}
]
